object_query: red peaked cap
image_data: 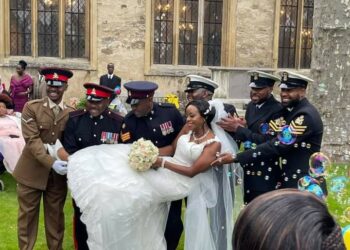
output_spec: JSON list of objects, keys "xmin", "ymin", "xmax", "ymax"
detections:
[
  {"xmin": 40, "ymin": 67, "xmax": 73, "ymax": 83},
  {"xmin": 84, "ymin": 83, "xmax": 114, "ymax": 101}
]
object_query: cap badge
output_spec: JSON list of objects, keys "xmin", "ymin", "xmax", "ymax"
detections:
[
  {"xmin": 185, "ymin": 77, "xmax": 191, "ymax": 85},
  {"xmin": 253, "ymin": 72, "xmax": 259, "ymax": 81},
  {"xmin": 53, "ymin": 73, "xmax": 59, "ymax": 79},
  {"xmin": 282, "ymin": 72, "xmax": 288, "ymax": 81},
  {"xmin": 91, "ymin": 88, "xmax": 96, "ymax": 95}
]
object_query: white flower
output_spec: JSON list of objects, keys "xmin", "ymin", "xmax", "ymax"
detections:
[{"xmin": 128, "ymin": 138, "xmax": 159, "ymax": 171}]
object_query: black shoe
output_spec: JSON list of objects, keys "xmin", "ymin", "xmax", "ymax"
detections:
[
  {"xmin": 0, "ymin": 180, "xmax": 4, "ymax": 191},
  {"xmin": 0, "ymin": 160, "xmax": 6, "ymax": 175}
]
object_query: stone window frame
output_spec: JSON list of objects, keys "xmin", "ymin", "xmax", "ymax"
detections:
[
  {"xmin": 273, "ymin": 0, "xmax": 313, "ymax": 69},
  {"xmin": 144, "ymin": 0, "xmax": 236, "ymax": 76},
  {"xmin": 0, "ymin": 0, "xmax": 98, "ymax": 70}
]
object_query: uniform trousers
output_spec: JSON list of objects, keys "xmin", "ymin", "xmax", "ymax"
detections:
[
  {"xmin": 165, "ymin": 199, "xmax": 183, "ymax": 250},
  {"xmin": 17, "ymin": 172, "xmax": 67, "ymax": 250},
  {"xmin": 73, "ymin": 199, "xmax": 89, "ymax": 250}
]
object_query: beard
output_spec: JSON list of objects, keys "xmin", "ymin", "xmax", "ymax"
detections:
[{"xmin": 282, "ymin": 98, "xmax": 300, "ymax": 108}]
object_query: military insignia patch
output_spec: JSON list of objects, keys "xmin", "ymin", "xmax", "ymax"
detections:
[
  {"xmin": 269, "ymin": 117, "xmax": 286, "ymax": 132},
  {"xmin": 290, "ymin": 119, "xmax": 307, "ymax": 135},
  {"xmin": 282, "ymin": 72, "xmax": 288, "ymax": 81},
  {"xmin": 160, "ymin": 121, "xmax": 174, "ymax": 136},
  {"xmin": 295, "ymin": 115, "xmax": 304, "ymax": 125},
  {"xmin": 21, "ymin": 117, "xmax": 34, "ymax": 124},
  {"xmin": 121, "ymin": 132, "xmax": 131, "ymax": 142}
]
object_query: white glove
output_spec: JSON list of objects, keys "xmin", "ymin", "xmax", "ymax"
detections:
[
  {"xmin": 52, "ymin": 160, "xmax": 68, "ymax": 175},
  {"xmin": 45, "ymin": 139, "xmax": 64, "ymax": 160}
]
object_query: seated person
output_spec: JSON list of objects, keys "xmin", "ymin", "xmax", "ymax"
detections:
[
  {"xmin": 0, "ymin": 94, "xmax": 25, "ymax": 174},
  {"xmin": 233, "ymin": 189, "xmax": 345, "ymax": 250}
]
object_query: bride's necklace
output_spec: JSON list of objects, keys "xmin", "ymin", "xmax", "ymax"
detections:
[{"xmin": 192, "ymin": 129, "xmax": 210, "ymax": 142}]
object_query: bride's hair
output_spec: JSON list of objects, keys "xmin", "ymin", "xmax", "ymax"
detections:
[{"xmin": 186, "ymin": 100, "xmax": 216, "ymax": 127}]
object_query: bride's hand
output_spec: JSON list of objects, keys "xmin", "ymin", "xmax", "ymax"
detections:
[
  {"xmin": 152, "ymin": 157, "xmax": 162, "ymax": 169},
  {"xmin": 211, "ymin": 152, "xmax": 235, "ymax": 167}
]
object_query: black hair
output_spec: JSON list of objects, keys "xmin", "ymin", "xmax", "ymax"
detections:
[
  {"xmin": 185, "ymin": 100, "xmax": 216, "ymax": 127},
  {"xmin": 18, "ymin": 60, "xmax": 27, "ymax": 70},
  {"xmin": 233, "ymin": 189, "xmax": 345, "ymax": 250}
]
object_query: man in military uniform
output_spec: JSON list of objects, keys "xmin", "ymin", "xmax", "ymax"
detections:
[
  {"xmin": 217, "ymin": 70, "xmax": 283, "ymax": 203},
  {"xmin": 120, "ymin": 81, "xmax": 184, "ymax": 250},
  {"xmin": 213, "ymin": 71, "xmax": 324, "ymax": 190},
  {"xmin": 185, "ymin": 74, "xmax": 238, "ymax": 116},
  {"xmin": 62, "ymin": 83, "xmax": 123, "ymax": 250},
  {"xmin": 13, "ymin": 67, "xmax": 74, "ymax": 250}
]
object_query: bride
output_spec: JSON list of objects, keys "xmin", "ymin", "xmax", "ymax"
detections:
[{"xmin": 64, "ymin": 99, "xmax": 242, "ymax": 250}]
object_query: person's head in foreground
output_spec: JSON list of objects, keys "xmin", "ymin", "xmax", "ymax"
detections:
[{"xmin": 233, "ymin": 189, "xmax": 345, "ymax": 250}]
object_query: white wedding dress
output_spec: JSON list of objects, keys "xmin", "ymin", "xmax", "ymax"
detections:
[{"xmin": 67, "ymin": 100, "xmax": 243, "ymax": 250}]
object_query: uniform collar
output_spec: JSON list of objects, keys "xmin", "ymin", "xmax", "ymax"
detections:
[{"xmin": 47, "ymin": 98, "xmax": 65, "ymax": 110}]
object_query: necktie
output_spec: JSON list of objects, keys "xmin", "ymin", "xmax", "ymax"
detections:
[{"xmin": 52, "ymin": 105, "xmax": 60, "ymax": 117}]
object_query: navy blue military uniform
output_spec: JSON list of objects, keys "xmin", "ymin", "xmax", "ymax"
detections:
[
  {"xmin": 121, "ymin": 81, "xmax": 184, "ymax": 250},
  {"xmin": 233, "ymin": 71, "xmax": 283, "ymax": 203},
  {"xmin": 63, "ymin": 83, "xmax": 123, "ymax": 250},
  {"xmin": 235, "ymin": 72, "xmax": 324, "ymax": 190}
]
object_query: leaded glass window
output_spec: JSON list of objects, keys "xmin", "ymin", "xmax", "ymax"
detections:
[
  {"xmin": 203, "ymin": 0, "xmax": 222, "ymax": 66},
  {"xmin": 154, "ymin": 0, "xmax": 174, "ymax": 64},
  {"xmin": 65, "ymin": 0, "xmax": 86, "ymax": 58},
  {"xmin": 9, "ymin": 0, "xmax": 88, "ymax": 58},
  {"xmin": 153, "ymin": 0, "xmax": 223, "ymax": 66},
  {"xmin": 278, "ymin": 0, "xmax": 314, "ymax": 69},
  {"xmin": 10, "ymin": 0, "xmax": 32, "ymax": 56},
  {"xmin": 38, "ymin": 0, "xmax": 59, "ymax": 57}
]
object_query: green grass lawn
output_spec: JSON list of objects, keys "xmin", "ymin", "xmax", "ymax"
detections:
[
  {"xmin": 0, "ymin": 164, "xmax": 348, "ymax": 250},
  {"xmin": 0, "ymin": 172, "xmax": 74, "ymax": 250}
]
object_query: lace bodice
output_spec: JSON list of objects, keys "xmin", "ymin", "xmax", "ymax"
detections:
[{"xmin": 171, "ymin": 132, "xmax": 220, "ymax": 167}]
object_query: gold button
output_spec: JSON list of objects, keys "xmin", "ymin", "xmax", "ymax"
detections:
[{"xmin": 51, "ymin": 132, "xmax": 55, "ymax": 135}]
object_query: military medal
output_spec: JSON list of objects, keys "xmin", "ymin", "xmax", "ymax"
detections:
[
  {"xmin": 101, "ymin": 132, "xmax": 119, "ymax": 144},
  {"xmin": 160, "ymin": 121, "xmax": 174, "ymax": 136}
]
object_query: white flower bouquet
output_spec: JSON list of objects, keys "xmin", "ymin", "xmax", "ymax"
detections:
[{"xmin": 128, "ymin": 138, "xmax": 159, "ymax": 171}]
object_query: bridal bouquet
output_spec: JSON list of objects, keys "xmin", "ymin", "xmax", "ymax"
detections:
[{"xmin": 128, "ymin": 138, "xmax": 159, "ymax": 171}]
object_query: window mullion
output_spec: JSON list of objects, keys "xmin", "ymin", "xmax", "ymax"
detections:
[
  {"xmin": 173, "ymin": 0, "xmax": 179, "ymax": 65},
  {"xmin": 32, "ymin": 0, "xmax": 38, "ymax": 57},
  {"xmin": 59, "ymin": 0, "xmax": 64, "ymax": 58},
  {"xmin": 295, "ymin": 0, "xmax": 304, "ymax": 69},
  {"xmin": 197, "ymin": 0, "xmax": 204, "ymax": 66}
]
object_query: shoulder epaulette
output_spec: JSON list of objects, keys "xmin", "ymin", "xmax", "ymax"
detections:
[
  {"xmin": 157, "ymin": 102, "xmax": 176, "ymax": 108},
  {"xmin": 69, "ymin": 109, "xmax": 87, "ymax": 118},
  {"xmin": 28, "ymin": 98, "xmax": 45, "ymax": 104}
]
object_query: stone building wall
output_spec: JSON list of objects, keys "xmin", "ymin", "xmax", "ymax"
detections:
[
  {"xmin": 0, "ymin": 0, "xmax": 281, "ymax": 100},
  {"xmin": 310, "ymin": 0, "xmax": 350, "ymax": 162},
  {"xmin": 235, "ymin": 0, "xmax": 276, "ymax": 67}
]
